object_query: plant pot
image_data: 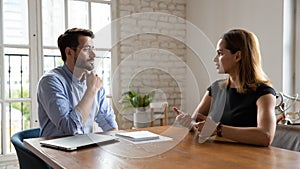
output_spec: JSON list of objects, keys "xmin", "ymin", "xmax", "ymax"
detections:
[
  {"xmin": 133, "ymin": 108, "xmax": 151, "ymax": 128},
  {"xmin": 117, "ymin": 112, "xmax": 134, "ymax": 129}
]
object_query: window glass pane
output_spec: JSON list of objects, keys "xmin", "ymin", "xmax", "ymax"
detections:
[
  {"xmin": 42, "ymin": 0, "xmax": 65, "ymax": 46},
  {"xmin": 4, "ymin": 48, "xmax": 29, "ymax": 99},
  {"xmin": 3, "ymin": 0, "xmax": 29, "ymax": 45},
  {"xmin": 6, "ymin": 102, "xmax": 31, "ymax": 152},
  {"xmin": 43, "ymin": 49, "xmax": 63, "ymax": 73},
  {"xmin": 91, "ymin": 2, "xmax": 111, "ymax": 32},
  {"xmin": 94, "ymin": 50, "xmax": 111, "ymax": 95},
  {"xmin": 68, "ymin": 0, "xmax": 89, "ymax": 28}
]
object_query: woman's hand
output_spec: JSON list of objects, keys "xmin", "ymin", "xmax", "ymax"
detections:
[
  {"xmin": 195, "ymin": 116, "xmax": 220, "ymax": 140},
  {"xmin": 194, "ymin": 121, "xmax": 205, "ymax": 132},
  {"xmin": 173, "ymin": 107, "xmax": 195, "ymax": 129}
]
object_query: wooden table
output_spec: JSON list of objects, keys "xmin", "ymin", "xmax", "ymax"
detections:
[{"xmin": 24, "ymin": 126, "xmax": 300, "ymax": 169}]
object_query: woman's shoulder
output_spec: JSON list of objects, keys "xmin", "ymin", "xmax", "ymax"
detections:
[
  {"xmin": 211, "ymin": 79, "xmax": 226, "ymax": 86},
  {"xmin": 256, "ymin": 83, "xmax": 276, "ymax": 96},
  {"xmin": 207, "ymin": 79, "xmax": 227, "ymax": 96},
  {"xmin": 207, "ymin": 79, "xmax": 226, "ymax": 89}
]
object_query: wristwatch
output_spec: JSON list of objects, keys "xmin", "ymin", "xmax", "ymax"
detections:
[{"xmin": 217, "ymin": 123, "xmax": 223, "ymax": 137}]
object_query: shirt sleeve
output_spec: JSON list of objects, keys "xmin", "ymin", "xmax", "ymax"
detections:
[
  {"xmin": 38, "ymin": 74, "xmax": 84, "ymax": 135},
  {"xmin": 256, "ymin": 84, "xmax": 276, "ymax": 98},
  {"xmin": 94, "ymin": 87, "xmax": 118, "ymax": 131}
]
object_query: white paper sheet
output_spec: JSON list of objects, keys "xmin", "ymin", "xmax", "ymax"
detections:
[{"xmin": 116, "ymin": 132, "xmax": 173, "ymax": 144}]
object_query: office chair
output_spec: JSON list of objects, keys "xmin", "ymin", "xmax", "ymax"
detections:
[
  {"xmin": 11, "ymin": 128, "xmax": 52, "ymax": 169},
  {"xmin": 271, "ymin": 124, "xmax": 300, "ymax": 152},
  {"xmin": 150, "ymin": 102, "xmax": 168, "ymax": 127}
]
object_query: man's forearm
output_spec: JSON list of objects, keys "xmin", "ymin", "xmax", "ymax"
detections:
[{"xmin": 76, "ymin": 90, "xmax": 96, "ymax": 122}]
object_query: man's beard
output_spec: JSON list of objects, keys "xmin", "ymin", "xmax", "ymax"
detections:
[{"xmin": 74, "ymin": 55, "xmax": 94, "ymax": 71}]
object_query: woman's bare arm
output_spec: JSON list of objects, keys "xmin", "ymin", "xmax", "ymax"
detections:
[
  {"xmin": 220, "ymin": 94, "xmax": 276, "ymax": 146},
  {"xmin": 192, "ymin": 91, "xmax": 211, "ymax": 120}
]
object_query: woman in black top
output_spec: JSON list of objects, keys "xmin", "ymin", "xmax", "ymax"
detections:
[{"xmin": 175, "ymin": 29, "xmax": 276, "ymax": 146}]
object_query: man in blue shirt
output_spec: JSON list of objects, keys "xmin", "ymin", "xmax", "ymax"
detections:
[{"xmin": 37, "ymin": 28, "xmax": 118, "ymax": 137}]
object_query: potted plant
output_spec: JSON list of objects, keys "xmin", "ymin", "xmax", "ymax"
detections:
[{"xmin": 119, "ymin": 87, "xmax": 155, "ymax": 128}]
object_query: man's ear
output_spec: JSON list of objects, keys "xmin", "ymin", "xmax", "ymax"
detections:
[
  {"xmin": 235, "ymin": 51, "xmax": 241, "ymax": 62},
  {"xmin": 65, "ymin": 47, "xmax": 74, "ymax": 59}
]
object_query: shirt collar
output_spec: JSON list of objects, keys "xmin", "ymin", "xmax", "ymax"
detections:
[{"xmin": 62, "ymin": 64, "xmax": 86, "ymax": 86}]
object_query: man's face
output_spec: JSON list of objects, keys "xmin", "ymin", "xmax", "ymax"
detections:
[{"xmin": 73, "ymin": 35, "xmax": 96, "ymax": 71}]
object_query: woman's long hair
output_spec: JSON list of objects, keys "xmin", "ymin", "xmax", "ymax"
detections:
[{"xmin": 222, "ymin": 29, "xmax": 272, "ymax": 93}]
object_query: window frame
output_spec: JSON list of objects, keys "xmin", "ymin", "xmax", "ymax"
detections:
[
  {"xmin": 0, "ymin": 0, "xmax": 112, "ymax": 159},
  {"xmin": 295, "ymin": 0, "xmax": 300, "ymax": 94}
]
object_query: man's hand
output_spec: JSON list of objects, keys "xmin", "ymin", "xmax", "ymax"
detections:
[
  {"xmin": 85, "ymin": 71, "xmax": 102, "ymax": 94},
  {"xmin": 76, "ymin": 71, "xmax": 102, "ymax": 123}
]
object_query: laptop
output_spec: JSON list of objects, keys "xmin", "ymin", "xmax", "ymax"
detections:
[{"xmin": 40, "ymin": 133, "xmax": 118, "ymax": 151}]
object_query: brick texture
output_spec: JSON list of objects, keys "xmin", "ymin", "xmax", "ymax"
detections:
[{"xmin": 114, "ymin": 0, "xmax": 187, "ymax": 129}]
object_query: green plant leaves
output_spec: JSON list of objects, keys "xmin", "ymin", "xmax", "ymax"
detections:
[
  {"xmin": 132, "ymin": 95, "xmax": 143, "ymax": 107},
  {"xmin": 120, "ymin": 87, "xmax": 155, "ymax": 113},
  {"xmin": 143, "ymin": 91, "xmax": 155, "ymax": 107}
]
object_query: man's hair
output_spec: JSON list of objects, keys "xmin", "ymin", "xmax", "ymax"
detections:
[
  {"xmin": 221, "ymin": 29, "xmax": 271, "ymax": 93},
  {"xmin": 57, "ymin": 28, "xmax": 94, "ymax": 62}
]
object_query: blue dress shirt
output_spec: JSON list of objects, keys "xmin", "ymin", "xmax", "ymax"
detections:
[{"xmin": 37, "ymin": 64, "xmax": 118, "ymax": 137}]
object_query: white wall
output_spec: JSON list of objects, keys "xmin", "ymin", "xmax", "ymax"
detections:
[{"xmin": 185, "ymin": 0, "xmax": 284, "ymax": 113}]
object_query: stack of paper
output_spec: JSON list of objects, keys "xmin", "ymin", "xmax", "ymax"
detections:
[{"xmin": 115, "ymin": 131, "xmax": 160, "ymax": 142}]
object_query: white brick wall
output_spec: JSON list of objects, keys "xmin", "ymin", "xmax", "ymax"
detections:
[{"xmin": 114, "ymin": 0, "xmax": 187, "ymax": 128}]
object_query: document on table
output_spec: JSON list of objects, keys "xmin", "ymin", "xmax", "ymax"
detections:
[{"xmin": 115, "ymin": 131, "xmax": 173, "ymax": 144}]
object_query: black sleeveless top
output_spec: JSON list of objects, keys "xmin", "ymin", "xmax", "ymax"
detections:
[{"xmin": 208, "ymin": 80, "xmax": 276, "ymax": 127}]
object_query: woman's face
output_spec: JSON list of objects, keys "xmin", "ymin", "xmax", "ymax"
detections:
[{"xmin": 213, "ymin": 39, "xmax": 240, "ymax": 74}]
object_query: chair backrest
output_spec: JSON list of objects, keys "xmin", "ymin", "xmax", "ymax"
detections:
[
  {"xmin": 271, "ymin": 124, "xmax": 300, "ymax": 152},
  {"xmin": 11, "ymin": 128, "xmax": 51, "ymax": 169},
  {"xmin": 150, "ymin": 102, "xmax": 168, "ymax": 126}
]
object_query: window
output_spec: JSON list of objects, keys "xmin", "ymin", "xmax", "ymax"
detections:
[
  {"xmin": 42, "ymin": 0, "xmax": 112, "ymax": 93},
  {"xmin": 283, "ymin": 0, "xmax": 300, "ymax": 95},
  {"xmin": 295, "ymin": 1, "xmax": 300, "ymax": 94},
  {"xmin": 0, "ymin": 0, "xmax": 111, "ymax": 157},
  {"xmin": 1, "ymin": 0, "xmax": 30, "ymax": 156}
]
